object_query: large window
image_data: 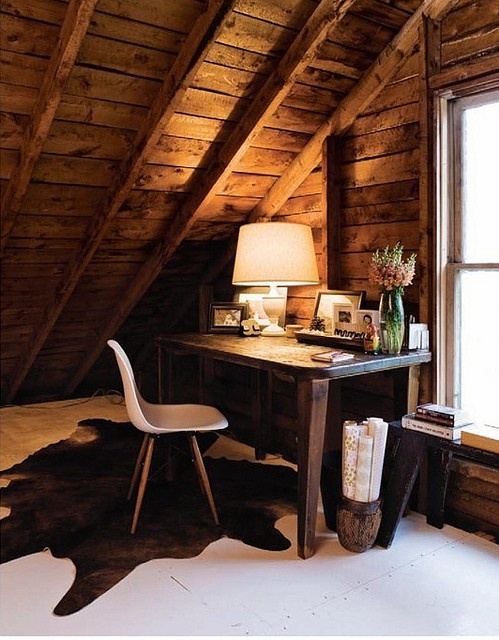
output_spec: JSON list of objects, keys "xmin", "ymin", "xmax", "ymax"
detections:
[{"xmin": 439, "ymin": 88, "xmax": 499, "ymax": 426}]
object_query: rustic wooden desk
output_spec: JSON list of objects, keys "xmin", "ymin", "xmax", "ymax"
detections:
[{"xmin": 156, "ymin": 333, "xmax": 431, "ymax": 559}]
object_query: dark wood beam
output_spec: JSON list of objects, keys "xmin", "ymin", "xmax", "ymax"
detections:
[
  {"xmin": 4, "ymin": 0, "xmax": 237, "ymax": 403},
  {"xmin": 144, "ymin": 0, "xmax": 463, "ymax": 347},
  {"xmin": 0, "ymin": 0, "xmax": 98, "ymax": 254},
  {"xmin": 249, "ymin": 0, "xmax": 463, "ymax": 220},
  {"xmin": 64, "ymin": 0, "xmax": 356, "ymax": 393}
]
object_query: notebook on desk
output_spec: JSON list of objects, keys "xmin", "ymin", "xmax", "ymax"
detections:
[{"xmin": 310, "ymin": 350, "xmax": 355, "ymax": 363}]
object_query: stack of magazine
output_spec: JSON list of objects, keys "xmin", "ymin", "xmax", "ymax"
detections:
[{"xmin": 401, "ymin": 403, "xmax": 473, "ymax": 440}]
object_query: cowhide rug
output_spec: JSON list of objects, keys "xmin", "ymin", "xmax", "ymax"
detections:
[{"xmin": 0, "ymin": 419, "xmax": 297, "ymax": 616}]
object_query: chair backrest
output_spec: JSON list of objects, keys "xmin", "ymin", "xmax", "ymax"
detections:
[{"xmin": 107, "ymin": 339, "xmax": 155, "ymax": 432}]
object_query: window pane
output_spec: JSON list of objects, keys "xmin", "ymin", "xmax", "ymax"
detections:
[
  {"xmin": 459, "ymin": 270, "xmax": 499, "ymax": 425},
  {"xmin": 462, "ymin": 101, "xmax": 499, "ymax": 262}
]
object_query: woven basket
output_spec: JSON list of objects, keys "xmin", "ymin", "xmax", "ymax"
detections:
[{"xmin": 336, "ymin": 495, "xmax": 382, "ymax": 553}]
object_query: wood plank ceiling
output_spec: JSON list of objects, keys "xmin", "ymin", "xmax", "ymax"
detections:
[{"xmin": 0, "ymin": 0, "xmax": 458, "ymax": 403}]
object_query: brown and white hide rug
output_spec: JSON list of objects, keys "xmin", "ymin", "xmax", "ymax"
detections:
[{"xmin": 0, "ymin": 419, "xmax": 297, "ymax": 616}]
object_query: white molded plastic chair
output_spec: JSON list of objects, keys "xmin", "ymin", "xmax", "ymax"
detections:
[{"xmin": 107, "ymin": 339, "xmax": 228, "ymax": 534}]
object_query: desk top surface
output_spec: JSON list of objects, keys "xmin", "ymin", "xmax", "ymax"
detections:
[{"xmin": 157, "ymin": 333, "xmax": 431, "ymax": 380}]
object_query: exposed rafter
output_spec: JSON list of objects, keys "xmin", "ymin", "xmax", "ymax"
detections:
[
  {"xmin": 0, "ymin": 0, "xmax": 99, "ymax": 254},
  {"xmin": 64, "ymin": 0, "xmax": 356, "ymax": 394},
  {"xmin": 249, "ymin": 0, "xmax": 463, "ymax": 220},
  {"xmin": 132, "ymin": 0, "xmax": 465, "ymax": 358},
  {"xmin": 4, "ymin": 0, "xmax": 237, "ymax": 403},
  {"xmin": 1, "ymin": 0, "xmax": 468, "ymax": 403}
]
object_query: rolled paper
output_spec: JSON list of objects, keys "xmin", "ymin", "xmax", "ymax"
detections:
[
  {"xmin": 368, "ymin": 420, "xmax": 388, "ymax": 501},
  {"xmin": 358, "ymin": 422, "xmax": 368, "ymax": 436},
  {"xmin": 367, "ymin": 417, "xmax": 384, "ymax": 436},
  {"xmin": 354, "ymin": 434, "xmax": 374, "ymax": 502},
  {"xmin": 342, "ymin": 423, "xmax": 361, "ymax": 499}
]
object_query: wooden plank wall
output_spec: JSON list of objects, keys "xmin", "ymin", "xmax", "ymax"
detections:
[
  {"xmin": 446, "ymin": 458, "xmax": 499, "ymax": 540},
  {"xmin": 439, "ymin": 0, "xmax": 498, "ymax": 71},
  {"xmin": 338, "ymin": 51, "xmax": 421, "ymax": 309},
  {"xmin": 276, "ymin": 167, "xmax": 326, "ymax": 326},
  {"xmin": 316, "ymin": 52, "xmax": 422, "ymax": 432}
]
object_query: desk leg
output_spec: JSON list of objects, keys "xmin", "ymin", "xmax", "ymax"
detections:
[
  {"xmin": 157, "ymin": 345, "xmax": 163, "ymax": 403},
  {"xmin": 157, "ymin": 344, "xmax": 177, "ymax": 404},
  {"xmin": 199, "ymin": 356, "xmax": 214, "ymax": 404},
  {"xmin": 407, "ymin": 364, "xmax": 421, "ymax": 414},
  {"xmin": 394, "ymin": 364, "xmax": 421, "ymax": 418},
  {"xmin": 296, "ymin": 378, "xmax": 329, "ymax": 559},
  {"xmin": 253, "ymin": 369, "xmax": 270, "ymax": 460}
]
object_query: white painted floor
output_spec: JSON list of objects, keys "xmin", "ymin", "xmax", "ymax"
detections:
[{"xmin": 1, "ymin": 396, "xmax": 498, "ymax": 637}]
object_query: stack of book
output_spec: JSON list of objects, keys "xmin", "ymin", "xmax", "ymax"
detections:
[{"xmin": 401, "ymin": 403, "xmax": 473, "ymax": 440}]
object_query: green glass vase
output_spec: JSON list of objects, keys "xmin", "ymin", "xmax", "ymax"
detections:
[{"xmin": 379, "ymin": 290, "xmax": 404, "ymax": 355}]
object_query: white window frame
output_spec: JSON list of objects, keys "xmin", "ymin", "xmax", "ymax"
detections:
[{"xmin": 437, "ymin": 83, "xmax": 499, "ymax": 409}]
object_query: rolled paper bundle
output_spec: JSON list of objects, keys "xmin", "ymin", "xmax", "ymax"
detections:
[
  {"xmin": 368, "ymin": 420, "xmax": 388, "ymax": 501},
  {"xmin": 342, "ymin": 423, "xmax": 361, "ymax": 499},
  {"xmin": 354, "ymin": 434, "xmax": 374, "ymax": 502},
  {"xmin": 367, "ymin": 417, "xmax": 384, "ymax": 435}
]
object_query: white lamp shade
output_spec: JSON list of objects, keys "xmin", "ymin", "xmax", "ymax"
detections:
[{"xmin": 232, "ymin": 222, "xmax": 319, "ymax": 286}]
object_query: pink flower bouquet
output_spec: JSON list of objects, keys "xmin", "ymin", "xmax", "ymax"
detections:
[{"xmin": 368, "ymin": 242, "xmax": 416, "ymax": 293}]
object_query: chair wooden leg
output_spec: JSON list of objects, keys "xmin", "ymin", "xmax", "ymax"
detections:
[
  {"xmin": 131, "ymin": 434, "xmax": 155, "ymax": 534},
  {"xmin": 188, "ymin": 434, "xmax": 220, "ymax": 525},
  {"xmin": 128, "ymin": 433, "xmax": 149, "ymax": 501}
]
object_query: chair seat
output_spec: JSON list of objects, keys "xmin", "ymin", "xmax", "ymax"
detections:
[{"xmin": 140, "ymin": 400, "xmax": 228, "ymax": 434}]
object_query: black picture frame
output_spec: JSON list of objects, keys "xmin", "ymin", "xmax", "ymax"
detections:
[{"xmin": 208, "ymin": 302, "xmax": 248, "ymax": 334}]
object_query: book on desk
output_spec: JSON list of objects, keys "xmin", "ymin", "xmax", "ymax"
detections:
[{"xmin": 310, "ymin": 350, "xmax": 355, "ymax": 363}]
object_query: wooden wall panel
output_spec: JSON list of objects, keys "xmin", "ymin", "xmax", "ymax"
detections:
[
  {"xmin": 275, "ymin": 169, "xmax": 325, "ymax": 327},
  {"xmin": 1, "ymin": 0, "xmax": 494, "ymax": 407},
  {"xmin": 335, "ymin": 53, "xmax": 421, "ymax": 312},
  {"xmin": 440, "ymin": 0, "xmax": 499, "ymax": 67}
]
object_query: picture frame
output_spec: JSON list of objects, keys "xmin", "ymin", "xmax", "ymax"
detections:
[
  {"xmin": 208, "ymin": 302, "xmax": 248, "ymax": 334},
  {"xmin": 356, "ymin": 309, "xmax": 380, "ymax": 334},
  {"xmin": 335, "ymin": 304, "xmax": 354, "ymax": 326},
  {"xmin": 312, "ymin": 290, "xmax": 365, "ymax": 334},
  {"xmin": 295, "ymin": 289, "xmax": 367, "ymax": 349}
]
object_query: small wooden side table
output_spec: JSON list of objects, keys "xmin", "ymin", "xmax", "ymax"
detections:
[{"xmin": 376, "ymin": 422, "xmax": 499, "ymax": 547}]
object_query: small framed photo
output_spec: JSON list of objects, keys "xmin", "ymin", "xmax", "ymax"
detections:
[
  {"xmin": 208, "ymin": 302, "xmax": 248, "ymax": 333},
  {"xmin": 312, "ymin": 290, "xmax": 365, "ymax": 334},
  {"xmin": 356, "ymin": 309, "xmax": 380, "ymax": 333},
  {"xmin": 335, "ymin": 304, "xmax": 354, "ymax": 325}
]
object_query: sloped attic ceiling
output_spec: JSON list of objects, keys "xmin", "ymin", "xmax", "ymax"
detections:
[{"xmin": 0, "ymin": 0, "xmax": 457, "ymax": 404}]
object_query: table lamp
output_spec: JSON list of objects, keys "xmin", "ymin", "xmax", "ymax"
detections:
[{"xmin": 232, "ymin": 222, "xmax": 319, "ymax": 335}]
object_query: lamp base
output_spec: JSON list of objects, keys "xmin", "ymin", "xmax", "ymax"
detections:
[{"xmin": 261, "ymin": 322, "xmax": 285, "ymax": 336}]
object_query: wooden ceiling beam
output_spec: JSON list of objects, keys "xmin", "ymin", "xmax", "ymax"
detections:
[
  {"xmin": 141, "ymin": 0, "xmax": 463, "ymax": 346},
  {"xmin": 4, "ymin": 0, "xmax": 237, "ymax": 404},
  {"xmin": 62, "ymin": 0, "xmax": 357, "ymax": 394},
  {"xmin": 249, "ymin": 0, "xmax": 462, "ymax": 220},
  {"xmin": 152, "ymin": 0, "xmax": 356, "ymax": 245},
  {"xmin": 0, "ymin": 0, "xmax": 98, "ymax": 255}
]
